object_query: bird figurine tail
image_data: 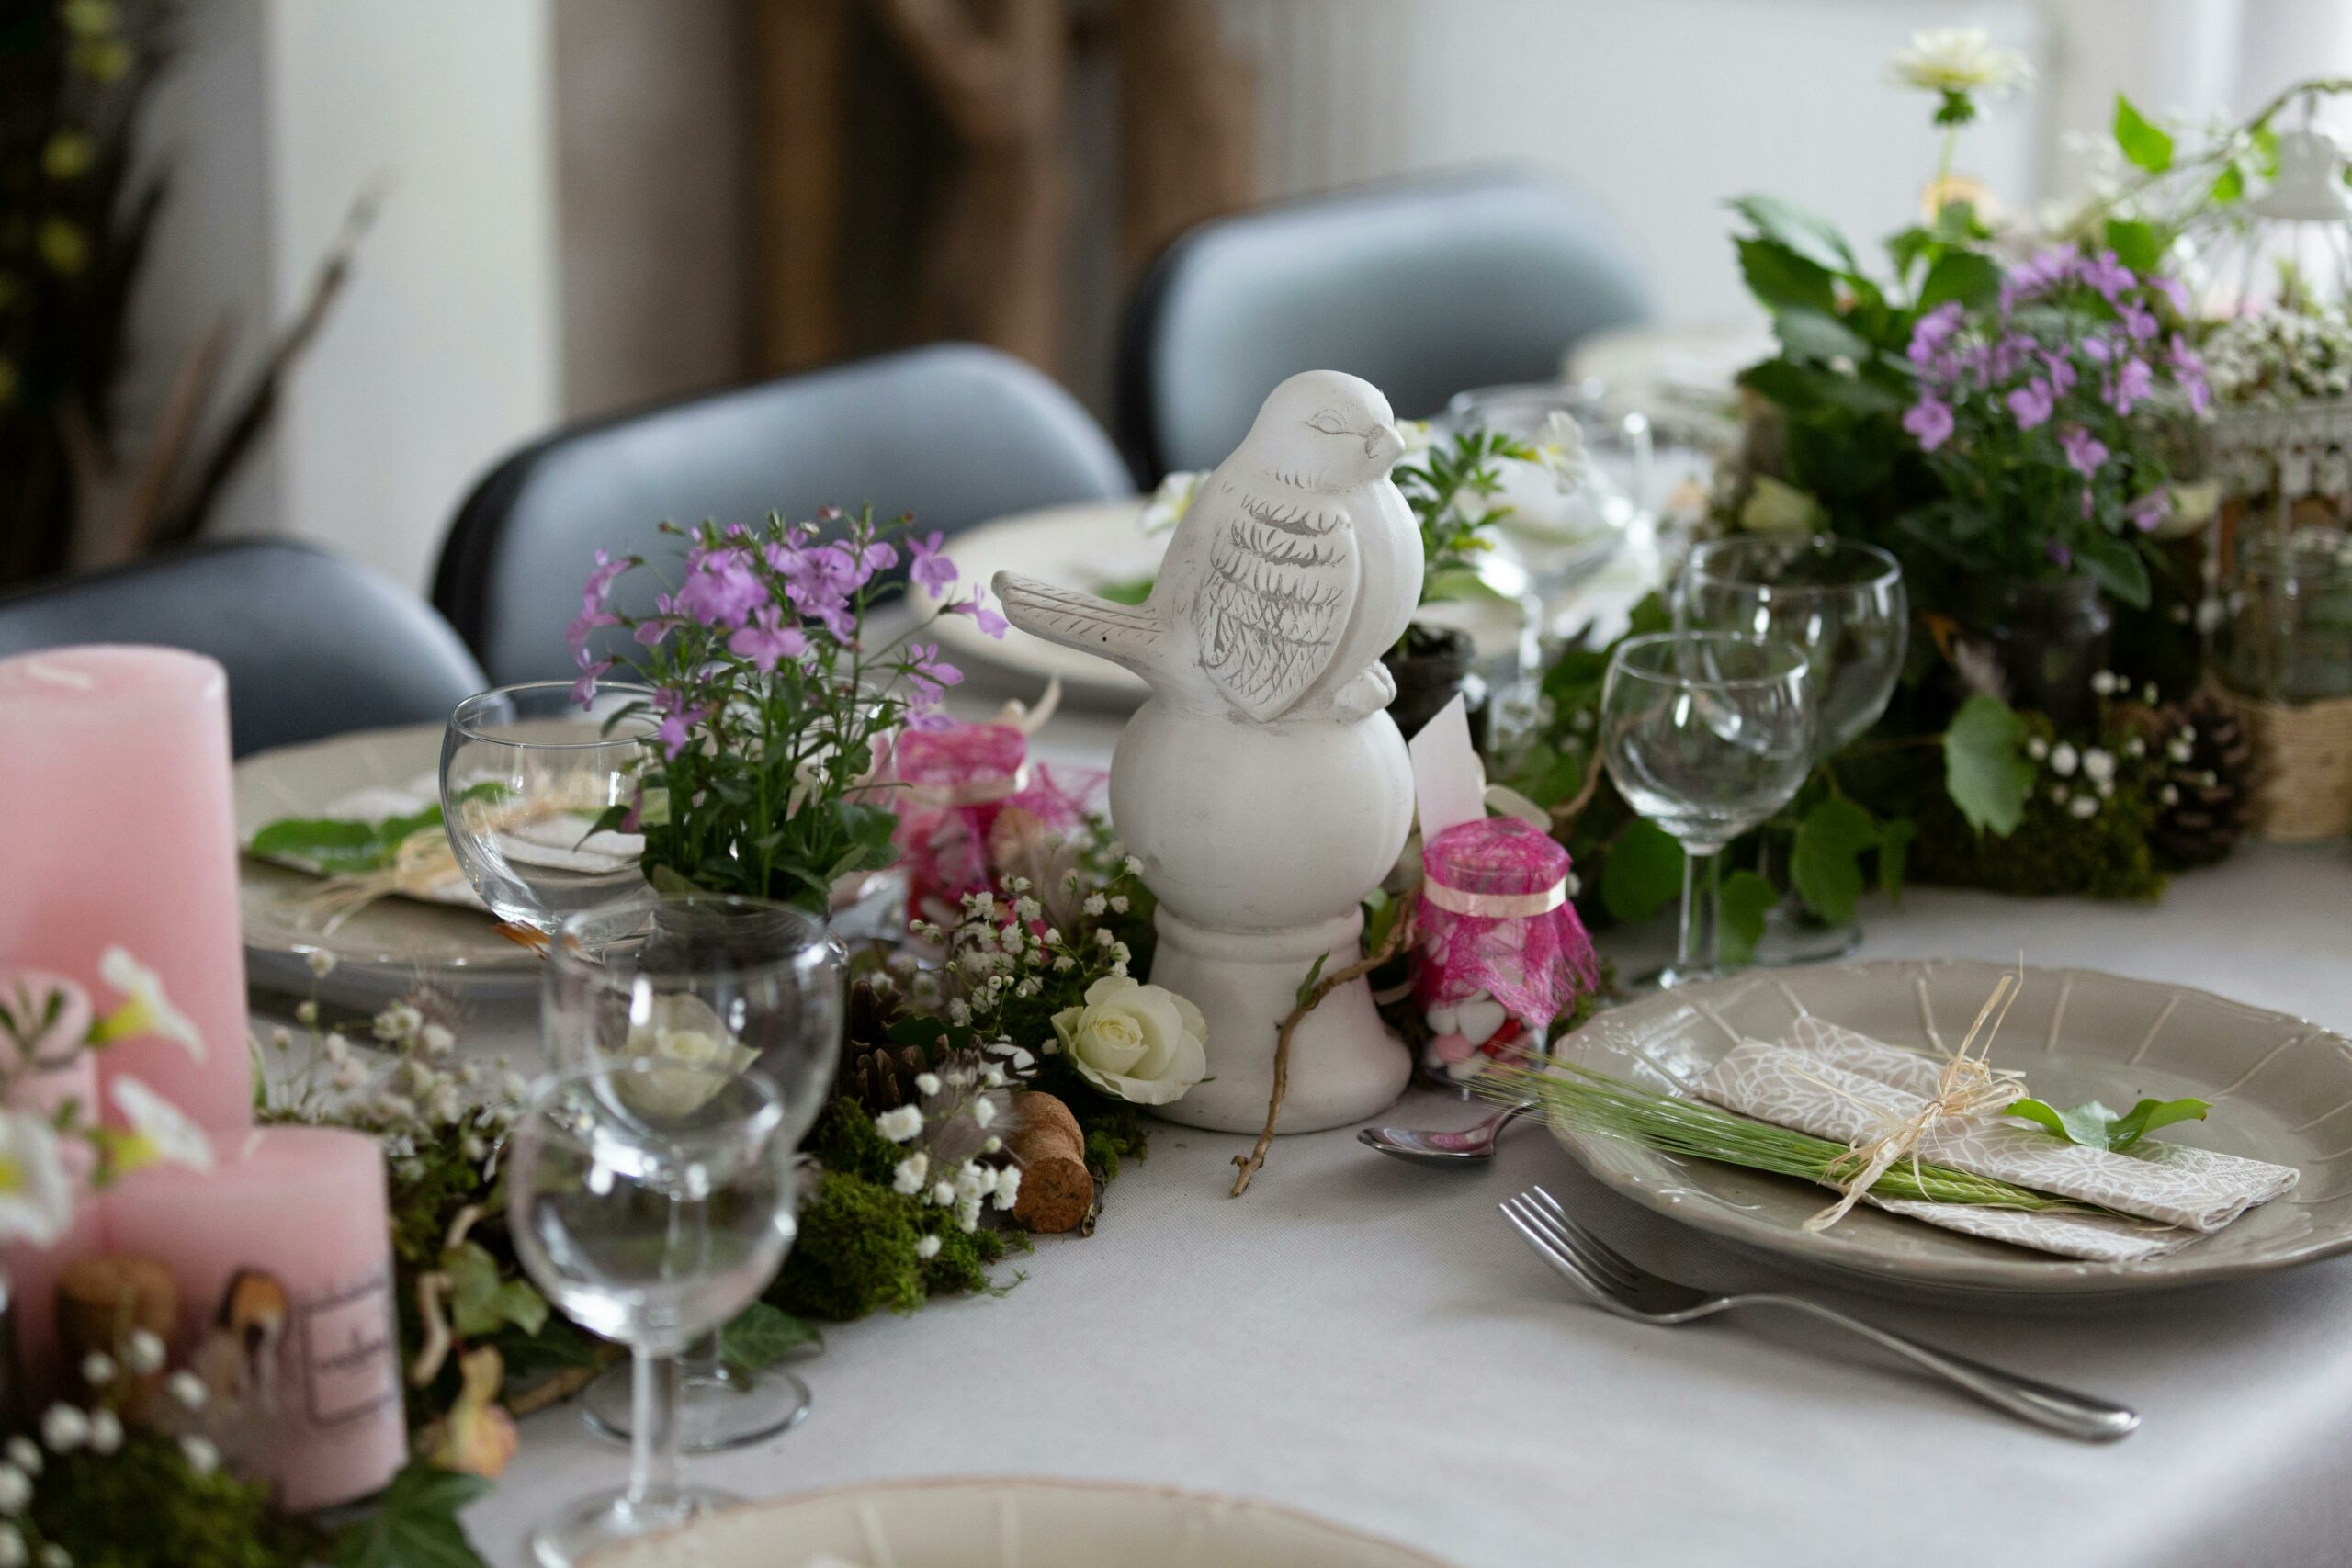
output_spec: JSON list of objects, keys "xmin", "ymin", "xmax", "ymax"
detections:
[{"xmin": 992, "ymin": 570, "xmax": 1167, "ymax": 681}]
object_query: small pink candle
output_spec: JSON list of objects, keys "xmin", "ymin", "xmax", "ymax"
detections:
[
  {"xmin": 105, "ymin": 1126, "xmax": 406, "ymax": 1511},
  {"xmin": 1, "ymin": 1145, "xmax": 102, "ymax": 1406},
  {"xmin": 0, "ymin": 647, "xmax": 252, "ymax": 1130}
]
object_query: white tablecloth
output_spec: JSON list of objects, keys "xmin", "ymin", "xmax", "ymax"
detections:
[{"xmin": 461, "ymin": 694, "xmax": 2352, "ymax": 1566}]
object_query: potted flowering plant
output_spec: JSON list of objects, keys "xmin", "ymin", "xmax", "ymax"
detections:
[
  {"xmin": 1898, "ymin": 249, "xmax": 2210, "ymax": 722},
  {"xmin": 569, "ymin": 508, "xmax": 1004, "ymax": 915}
]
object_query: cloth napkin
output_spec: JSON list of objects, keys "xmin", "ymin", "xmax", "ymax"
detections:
[{"xmin": 1693, "ymin": 1017, "xmax": 2300, "ymax": 1263}]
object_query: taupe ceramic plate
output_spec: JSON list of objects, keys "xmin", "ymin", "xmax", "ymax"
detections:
[
  {"xmin": 1549, "ymin": 960, "xmax": 2352, "ymax": 1302},
  {"xmin": 233, "ymin": 724, "xmax": 535, "ymax": 1006},
  {"xmin": 585, "ymin": 1476, "xmax": 1451, "ymax": 1568}
]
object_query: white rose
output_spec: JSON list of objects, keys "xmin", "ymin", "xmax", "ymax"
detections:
[
  {"xmin": 1048, "ymin": 977, "xmax": 1207, "ymax": 1106},
  {"xmin": 617, "ymin": 994, "xmax": 757, "ymax": 1117}
]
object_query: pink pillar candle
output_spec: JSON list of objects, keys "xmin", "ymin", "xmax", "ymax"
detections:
[
  {"xmin": 104, "ymin": 1125, "xmax": 406, "ymax": 1511},
  {"xmin": 0, "ymin": 647, "xmax": 252, "ymax": 1130},
  {"xmin": 2, "ymin": 1144, "xmax": 102, "ymax": 1408}
]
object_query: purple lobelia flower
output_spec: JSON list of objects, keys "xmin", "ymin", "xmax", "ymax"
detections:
[
  {"xmin": 903, "ymin": 642, "xmax": 963, "ymax": 705},
  {"xmin": 2045, "ymin": 538, "xmax": 2073, "ymax": 568},
  {"xmin": 729, "ymin": 605, "xmax": 809, "ymax": 672},
  {"xmin": 946, "ymin": 595, "xmax": 1009, "ymax": 639},
  {"xmin": 651, "ymin": 688, "xmax": 705, "ymax": 760},
  {"xmin": 674, "ymin": 547, "xmax": 767, "ymax": 629},
  {"xmin": 2078, "ymin": 249, "xmax": 2135, "ymax": 302},
  {"xmin": 570, "ymin": 658, "xmax": 615, "ymax": 709},
  {"xmin": 1902, "ymin": 396, "xmax": 1956, "ymax": 451},
  {"xmin": 2105, "ymin": 357, "xmax": 2154, "ymax": 416},
  {"xmin": 565, "ymin": 548, "xmax": 631, "ymax": 663},
  {"xmin": 2007, "ymin": 378, "xmax": 2055, "ymax": 430},
  {"xmin": 907, "ymin": 531, "xmax": 958, "ymax": 598},
  {"xmin": 2060, "ymin": 425, "xmax": 2109, "ymax": 477},
  {"xmin": 1907, "ymin": 302, "xmax": 1966, "ymax": 367},
  {"xmin": 2127, "ymin": 490, "xmax": 2172, "ymax": 533}
]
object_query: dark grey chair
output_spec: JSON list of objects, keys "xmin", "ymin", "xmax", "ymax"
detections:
[
  {"xmin": 1115, "ymin": 171, "xmax": 1653, "ymax": 480},
  {"xmin": 0, "ymin": 539, "xmax": 489, "ymax": 757},
  {"xmin": 433, "ymin": 343, "xmax": 1134, "ymax": 684}
]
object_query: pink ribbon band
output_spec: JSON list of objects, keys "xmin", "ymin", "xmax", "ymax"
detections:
[
  {"xmin": 1423, "ymin": 876, "xmax": 1568, "ymax": 919},
  {"xmin": 899, "ymin": 762, "xmax": 1032, "ymax": 810}
]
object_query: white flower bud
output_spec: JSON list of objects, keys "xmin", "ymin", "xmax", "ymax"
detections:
[
  {"xmin": 78, "ymin": 1354, "xmax": 113, "ymax": 1388},
  {"xmin": 180, "ymin": 1435, "xmax": 220, "ymax": 1477},
  {"xmin": 167, "ymin": 1371, "xmax": 209, "ymax": 1410},
  {"xmin": 2049, "ymin": 741, "xmax": 2079, "ymax": 777},
  {"xmin": 39, "ymin": 1406, "xmax": 87, "ymax": 1454},
  {"xmin": 916, "ymin": 1234, "xmax": 942, "ymax": 1259}
]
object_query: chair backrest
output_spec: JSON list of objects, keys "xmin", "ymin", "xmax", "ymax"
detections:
[
  {"xmin": 0, "ymin": 539, "xmax": 489, "ymax": 758},
  {"xmin": 433, "ymin": 343, "xmax": 1135, "ymax": 684},
  {"xmin": 1116, "ymin": 171, "xmax": 1653, "ymax": 479}
]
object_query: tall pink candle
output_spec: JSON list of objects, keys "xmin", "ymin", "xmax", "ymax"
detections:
[
  {"xmin": 0, "ymin": 647, "xmax": 252, "ymax": 1129},
  {"xmin": 104, "ymin": 1125, "xmax": 405, "ymax": 1511}
]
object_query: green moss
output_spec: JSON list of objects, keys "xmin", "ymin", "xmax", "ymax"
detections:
[
  {"xmin": 1912, "ymin": 782, "xmax": 2164, "ymax": 901},
  {"xmin": 806, "ymin": 1097, "xmax": 900, "ymax": 1185},
  {"xmin": 34, "ymin": 1428, "xmax": 309, "ymax": 1568},
  {"xmin": 772, "ymin": 1168, "xmax": 926, "ymax": 1321},
  {"xmin": 922, "ymin": 1217, "xmax": 1011, "ymax": 1296}
]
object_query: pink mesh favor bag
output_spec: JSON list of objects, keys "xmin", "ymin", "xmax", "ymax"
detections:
[
  {"xmin": 1411, "ymin": 817, "xmax": 1598, "ymax": 1085},
  {"xmin": 890, "ymin": 721, "xmax": 1091, "ymax": 924}
]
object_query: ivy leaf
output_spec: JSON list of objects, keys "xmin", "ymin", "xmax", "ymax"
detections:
[
  {"xmin": 1600, "ymin": 819, "xmax": 1685, "ymax": 924},
  {"xmin": 1294, "ymin": 953, "xmax": 1328, "ymax": 1010},
  {"xmin": 2008, "ymin": 1096, "xmax": 2211, "ymax": 1152},
  {"xmin": 1717, "ymin": 870, "xmax": 1780, "ymax": 967},
  {"xmin": 1728, "ymin": 194, "xmax": 1859, "ymax": 276},
  {"xmin": 2113, "ymin": 95, "xmax": 2175, "ymax": 174},
  {"xmin": 1943, "ymin": 695, "xmax": 2034, "ymax": 836},
  {"xmin": 332, "ymin": 1459, "xmax": 492, "ymax": 1568},
  {"xmin": 1916, "ymin": 249, "xmax": 2002, "ymax": 311},
  {"xmin": 1736, "ymin": 237, "xmax": 1837, "ymax": 315},
  {"xmin": 444, "ymin": 1240, "xmax": 548, "ymax": 1340},
  {"xmin": 1791, "ymin": 797, "xmax": 1878, "ymax": 926},
  {"xmin": 719, "ymin": 1300, "xmax": 820, "ymax": 1375},
  {"xmin": 2102, "ymin": 217, "xmax": 2163, "ymax": 276},
  {"xmin": 1876, "ymin": 818, "xmax": 1917, "ymax": 903}
]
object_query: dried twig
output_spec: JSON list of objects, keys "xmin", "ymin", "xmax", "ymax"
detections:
[
  {"xmin": 1229, "ymin": 903, "xmax": 1419, "ymax": 1197},
  {"xmin": 1546, "ymin": 744, "xmax": 1608, "ymax": 832}
]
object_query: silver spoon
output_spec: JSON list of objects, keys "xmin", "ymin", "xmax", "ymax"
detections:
[{"xmin": 1359, "ymin": 1098, "xmax": 1539, "ymax": 1165}]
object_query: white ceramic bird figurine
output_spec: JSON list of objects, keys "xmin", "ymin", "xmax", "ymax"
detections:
[{"xmin": 996, "ymin": 369, "xmax": 1421, "ymax": 724}]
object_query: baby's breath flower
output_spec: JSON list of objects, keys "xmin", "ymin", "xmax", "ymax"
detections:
[
  {"xmin": 295, "ymin": 999, "xmax": 320, "ymax": 1027},
  {"xmin": 876, "ymin": 1105, "xmax": 924, "ymax": 1143},
  {"xmin": 0, "ymin": 1464, "xmax": 30, "ymax": 1514},
  {"xmin": 994, "ymin": 1164, "xmax": 1023, "ymax": 1211},
  {"xmin": 916, "ymin": 1234, "xmax": 942, "ymax": 1259},
  {"xmin": 1082, "ymin": 892, "xmax": 1108, "ymax": 918},
  {"xmin": 166, "ymin": 1371, "xmax": 208, "ymax": 1410},
  {"xmin": 930, "ymin": 1180, "xmax": 956, "ymax": 1206},
  {"xmin": 421, "ymin": 1023, "xmax": 457, "ymax": 1057},
  {"xmin": 893, "ymin": 1153, "xmax": 929, "ymax": 1194},
  {"xmin": 5, "ymin": 1439, "xmax": 39, "ymax": 1477},
  {"xmin": 305, "ymin": 948, "xmax": 338, "ymax": 978},
  {"xmin": 78, "ymin": 1353, "xmax": 113, "ymax": 1387},
  {"xmin": 40, "ymin": 1406, "xmax": 87, "ymax": 1454},
  {"xmin": 915, "ymin": 1072, "xmax": 943, "ymax": 1097},
  {"xmin": 1109, "ymin": 895, "xmax": 1129, "ymax": 914},
  {"xmin": 180, "ymin": 1435, "xmax": 220, "ymax": 1476},
  {"xmin": 85, "ymin": 1411, "xmax": 120, "ymax": 1456}
]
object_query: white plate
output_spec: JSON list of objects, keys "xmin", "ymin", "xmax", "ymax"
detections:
[
  {"xmin": 1549, "ymin": 960, "xmax": 2352, "ymax": 1303},
  {"xmin": 584, "ymin": 1476, "xmax": 1451, "ymax": 1568},
  {"xmin": 937, "ymin": 501, "xmax": 1534, "ymax": 708},
  {"xmin": 234, "ymin": 724, "xmax": 537, "ymax": 1006}
]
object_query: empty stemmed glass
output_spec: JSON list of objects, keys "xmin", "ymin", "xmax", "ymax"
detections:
[
  {"xmin": 1600, "ymin": 632, "xmax": 1814, "ymax": 990},
  {"xmin": 1444, "ymin": 382, "xmax": 1650, "ymax": 606},
  {"xmin": 546, "ymin": 895, "xmax": 840, "ymax": 1453},
  {"xmin": 1679, "ymin": 536, "xmax": 1906, "ymax": 962},
  {"xmin": 439, "ymin": 680, "xmax": 661, "ymax": 942},
  {"xmin": 508, "ymin": 1060, "xmax": 797, "ymax": 1566}
]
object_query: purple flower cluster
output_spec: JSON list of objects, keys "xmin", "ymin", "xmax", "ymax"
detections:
[{"xmin": 1897, "ymin": 245, "xmax": 2210, "ymax": 571}]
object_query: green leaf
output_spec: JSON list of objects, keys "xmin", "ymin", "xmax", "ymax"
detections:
[
  {"xmin": 1728, "ymin": 195, "xmax": 1859, "ymax": 275},
  {"xmin": 2211, "ymin": 161, "xmax": 2245, "ymax": 204},
  {"xmin": 2075, "ymin": 534, "xmax": 2152, "ymax": 609},
  {"xmin": 2102, "ymin": 217, "xmax": 2163, "ymax": 276},
  {"xmin": 719, "ymin": 1300, "xmax": 820, "ymax": 1374},
  {"xmin": 1876, "ymin": 818, "xmax": 1917, "ymax": 903},
  {"xmin": 1600, "ymin": 819, "xmax": 1685, "ymax": 924},
  {"xmin": 1942, "ymin": 695, "xmax": 2034, "ymax": 837},
  {"xmin": 1773, "ymin": 306, "xmax": 1872, "ymax": 363},
  {"xmin": 1916, "ymin": 249, "xmax": 2003, "ymax": 311},
  {"xmin": 1717, "ymin": 870, "xmax": 1779, "ymax": 967},
  {"xmin": 1736, "ymin": 237, "xmax": 1837, "ymax": 315},
  {"xmin": 444, "ymin": 1240, "xmax": 548, "ymax": 1339},
  {"xmin": 1362, "ymin": 887, "xmax": 1403, "ymax": 957},
  {"xmin": 1294, "ymin": 953, "xmax": 1328, "ymax": 1010},
  {"xmin": 2008, "ymin": 1095, "xmax": 2211, "ymax": 1152},
  {"xmin": 2113, "ymin": 95, "xmax": 2175, "ymax": 174},
  {"xmin": 332, "ymin": 1460, "xmax": 492, "ymax": 1568},
  {"xmin": 1791, "ymin": 797, "xmax": 1878, "ymax": 926},
  {"xmin": 1093, "ymin": 573, "xmax": 1156, "ymax": 605},
  {"xmin": 249, "ymin": 804, "xmax": 443, "ymax": 875}
]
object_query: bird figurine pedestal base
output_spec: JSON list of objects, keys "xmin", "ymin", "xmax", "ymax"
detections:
[
  {"xmin": 1111, "ymin": 697, "xmax": 1414, "ymax": 1134},
  {"xmin": 994, "ymin": 368, "xmax": 1426, "ymax": 1138}
]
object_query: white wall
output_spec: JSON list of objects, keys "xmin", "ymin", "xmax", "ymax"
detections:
[{"xmin": 133, "ymin": 0, "xmax": 560, "ymax": 592}]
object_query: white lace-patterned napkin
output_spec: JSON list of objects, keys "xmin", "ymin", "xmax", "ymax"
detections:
[{"xmin": 1693, "ymin": 1018, "xmax": 2300, "ymax": 1264}]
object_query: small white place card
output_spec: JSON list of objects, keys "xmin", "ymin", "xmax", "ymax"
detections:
[{"xmin": 1408, "ymin": 694, "xmax": 1485, "ymax": 843}]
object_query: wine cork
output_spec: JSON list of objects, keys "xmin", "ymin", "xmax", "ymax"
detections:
[
  {"xmin": 1007, "ymin": 1091, "xmax": 1092, "ymax": 1234},
  {"xmin": 56, "ymin": 1253, "xmax": 177, "ymax": 1397}
]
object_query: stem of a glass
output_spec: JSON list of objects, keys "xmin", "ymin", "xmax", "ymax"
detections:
[
  {"xmin": 628, "ymin": 1348, "xmax": 682, "ymax": 1510},
  {"xmin": 680, "ymin": 1329, "xmax": 726, "ymax": 1384},
  {"xmin": 1678, "ymin": 849, "xmax": 1722, "ymax": 976}
]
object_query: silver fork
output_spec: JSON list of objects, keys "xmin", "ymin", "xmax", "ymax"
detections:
[{"xmin": 1500, "ymin": 1187, "xmax": 2139, "ymax": 1442}]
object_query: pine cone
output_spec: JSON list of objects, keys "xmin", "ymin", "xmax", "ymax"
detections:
[
  {"xmin": 840, "ymin": 978, "xmax": 927, "ymax": 1114},
  {"xmin": 2147, "ymin": 690, "xmax": 2255, "ymax": 868}
]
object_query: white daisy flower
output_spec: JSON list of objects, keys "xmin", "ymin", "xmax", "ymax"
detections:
[{"xmin": 1888, "ymin": 28, "xmax": 2030, "ymax": 96}]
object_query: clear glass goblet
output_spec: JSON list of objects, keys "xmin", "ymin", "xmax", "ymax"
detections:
[
  {"xmin": 1679, "ymin": 536, "xmax": 1906, "ymax": 963},
  {"xmin": 440, "ymin": 680, "xmax": 660, "ymax": 937},
  {"xmin": 509, "ymin": 1060, "xmax": 797, "ymax": 1566},
  {"xmin": 1443, "ymin": 381, "xmax": 1650, "ymax": 606},
  {"xmin": 1600, "ymin": 632, "xmax": 1814, "ymax": 991},
  {"xmin": 546, "ymin": 895, "xmax": 841, "ymax": 1454}
]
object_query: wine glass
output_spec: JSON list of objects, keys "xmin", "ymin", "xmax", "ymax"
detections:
[
  {"xmin": 1444, "ymin": 382, "xmax": 1650, "ymax": 605},
  {"xmin": 1601, "ymin": 632, "xmax": 1814, "ymax": 990},
  {"xmin": 440, "ymin": 680, "xmax": 661, "ymax": 939},
  {"xmin": 508, "ymin": 1060, "xmax": 796, "ymax": 1566},
  {"xmin": 546, "ymin": 895, "xmax": 840, "ymax": 1453},
  {"xmin": 1679, "ymin": 536, "xmax": 1906, "ymax": 963}
]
